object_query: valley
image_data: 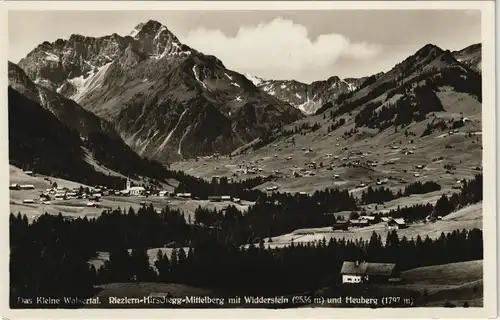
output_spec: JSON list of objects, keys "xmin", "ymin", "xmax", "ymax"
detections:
[{"xmin": 8, "ymin": 16, "xmax": 485, "ymax": 310}]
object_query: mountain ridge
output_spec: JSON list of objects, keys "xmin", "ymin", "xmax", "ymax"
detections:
[{"xmin": 18, "ymin": 19, "xmax": 303, "ymax": 163}]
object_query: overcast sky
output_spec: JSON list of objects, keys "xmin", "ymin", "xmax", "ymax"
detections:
[{"xmin": 8, "ymin": 10, "xmax": 481, "ymax": 83}]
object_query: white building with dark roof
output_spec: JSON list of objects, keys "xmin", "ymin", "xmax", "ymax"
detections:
[{"xmin": 340, "ymin": 261, "xmax": 399, "ymax": 284}]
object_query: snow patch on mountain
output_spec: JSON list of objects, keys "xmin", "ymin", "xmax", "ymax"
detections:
[
  {"xmin": 244, "ymin": 73, "xmax": 265, "ymax": 86},
  {"xmin": 68, "ymin": 61, "xmax": 113, "ymax": 102},
  {"xmin": 192, "ymin": 65, "xmax": 208, "ymax": 90},
  {"xmin": 44, "ymin": 52, "xmax": 60, "ymax": 62},
  {"xmin": 154, "ymin": 108, "xmax": 190, "ymax": 156}
]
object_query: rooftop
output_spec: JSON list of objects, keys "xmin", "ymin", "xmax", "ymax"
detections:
[{"xmin": 340, "ymin": 261, "xmax": 396, "ymax": 276}]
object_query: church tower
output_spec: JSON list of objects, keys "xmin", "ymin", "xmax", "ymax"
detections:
[{"xmin": 126, "ymin": 177, "xmax": 131, "ymax": 190}]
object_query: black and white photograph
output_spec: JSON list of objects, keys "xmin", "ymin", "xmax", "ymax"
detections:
[{"xmin": 3, "ymin": 0, "xmax": 496, "ymax": 317}]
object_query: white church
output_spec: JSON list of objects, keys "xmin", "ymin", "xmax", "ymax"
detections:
[{"xmin": 121, "ymin": 178, "xmax": 145, "ymax": 196}]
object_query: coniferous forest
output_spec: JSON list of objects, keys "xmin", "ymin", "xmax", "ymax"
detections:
[{"xmin": 10, "ymin": 175, "xmax": 483, "ymax": 308}]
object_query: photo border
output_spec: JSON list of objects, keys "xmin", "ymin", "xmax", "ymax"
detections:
[{"xmin": 0, "ymin": 1, "xmax": 496, "ymax": 319}]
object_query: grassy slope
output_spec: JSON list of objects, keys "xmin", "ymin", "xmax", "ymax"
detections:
[{"xmin": 171, "ymin": 89, "xmax": 481, "ymax": 196}]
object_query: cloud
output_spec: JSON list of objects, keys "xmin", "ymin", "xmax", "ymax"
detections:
[{"xmin": 179, "ymin": 17, "xmax": 382, "ymax": 79}]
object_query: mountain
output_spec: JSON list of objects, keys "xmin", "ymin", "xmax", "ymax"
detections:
[
  {"xmin": 452, "ymin": 43, "xmax": 481, "ymax": 73},
  {"xmin": 18, "ymin": 20, "xmax": 303, "ymax": 163},
  {"xmin": 318, "ymin": 44, "xmax": 481, "ymax": 128},
  {"xmin": 8, "ymin": 61, "xmax": 172, "ymax": 183},
  {"xmin": 245, "ymin": 74, "xmax": 365, "ymax": 115},
  {"xmin": 8, "ymin": 86, "xmax": 125, "ymax": 188}
]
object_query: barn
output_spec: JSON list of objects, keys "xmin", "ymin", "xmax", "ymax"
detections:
[
  {"xmin": 340, "ymin": 261, "xmax": 399, "ymax": 284},
  {"xmin": 331, "ymin": 221, "xmax": 349, "ymax": 231},
  {"xmin": 387, "ymin": 218, "xmax": 408, "ymax": 229}
]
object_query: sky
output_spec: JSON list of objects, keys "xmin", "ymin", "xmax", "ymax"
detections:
[{"xmin": 8, "ymin": 10, "xmax": 481, "ymax": 83}]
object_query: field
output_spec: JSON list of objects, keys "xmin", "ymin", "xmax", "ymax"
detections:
[
  {"xmin": 312, "ymin": 260, "xmax": 483, "ymax": 308},
  {"xmin": 247, "ymin": 202, "xmax": 482, "ymax": 249},
  {"xmin": 9, "ymin": 165, "xmax": 252, "ymax": 221},
  {"xmin": 172, "ymin": 89, "xmax": 481, "ymax": 197}
]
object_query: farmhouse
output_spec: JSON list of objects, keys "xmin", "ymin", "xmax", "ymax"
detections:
[
  {"xmin": 349, "ymin": 219, "xmax": 369, "ymax": 228},
  {"xmin": 9, "ymin": 184, "xmax": 20, "ymax": 190},
  {"xmin": 176, "ymin": 193, "xmax": 192, "ymax": 198},
  {"xmin": 19, "ymin": 184, "xmax": 35, "ymax": 190},
  {"xmin": 359, "ymin": 215, "xmax": 381, "ymax": 224},
  {"xmin": 387, "ymin": 218, "xmax": 408, "ymax": 229},
  {"xmin": 331, "ymin": 221, "xmax": 349, "ymax": 231},
  {"xmin": 340, "ymin": 261, "xmax": 399, "ymax": 284}
]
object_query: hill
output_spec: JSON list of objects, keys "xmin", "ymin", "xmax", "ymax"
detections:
[
  {"xmin": 171, "ymin": 43, "xmax": 482, "ymax": 197},
  {"xmin": 452, "ymin": 43, "xmax": 481, "ymax": 73},
  {"xmin": 18, "ymin": 19, "xmax": 303, "ymax": 163}
]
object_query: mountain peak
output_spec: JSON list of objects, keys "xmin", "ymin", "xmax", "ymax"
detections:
[
  {"xmin": 130, "ymin": 19, "xmax": 167, "ymax": 38},
  {"xmin": 414, "ymin": 43, "xmax": 444, "ymax": 59}
]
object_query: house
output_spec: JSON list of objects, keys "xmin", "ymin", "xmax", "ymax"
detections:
[
  {"xmin": 158, "ymin": 191, "xmax": 168, "ymax": 197},
  {"xmin": 359, "ymin": 215, "xmax": 381, "ymax": 224},
  {"xmin": 380, "ymin": 217, "xmax": 392, "ymax": 223},
  {"xmin": 233, "ymin": 197, "xmax": 241, "ymax": 203},
  {"xmin": 176, "ymin": 193, "xmax": 192, "ymax": 198},
  {"xmin": 24, "ymin": 170, "xmax": 34, "ymax": 176},
  {"xmin": 349, "ymin": 219, "xmax": 369, "ymax": 228},
  {"xmin": 331, "ymin": 221, "xmax": 349, "ymax": 231},
  {"xmin": 266, "ymin": 186, "xmax": 279, "ymax": 191},
  {"xmin": 19, "ymin": 184, "xmax": 35, "ymax": 190},
  {"xmin": 208, "ymin": 196, "xmax": 222, "ymax": 202},
  {"xmin": 340, "ymin": 261, "xmax": 399, "ymax": 284},
  {"xmin": 221, "ymin": 195, "xmax": 232, "ymax": 201},
  {"xmin": 9, "ymin": 184, "xmax": 20, "ymax": 190},
  {"xmin": 22, "ymin": 199, "xmax": 35, "ymax": 204},
  {"xmin": 387, "ymin": 218, "xmax": 408, "ymax": 229}
]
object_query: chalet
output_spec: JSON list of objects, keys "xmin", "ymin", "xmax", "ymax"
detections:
[
  {"xmin": 54, "ymin": 193, "xmax": 66, "ymax": 200},
  {"xmin": 349, "ymin": 219, "xmax": 369, "ymax": 228},
  {"xmin": 158, "ymin": 191, "xmax": 168, "ymax": 197},
  {"xmin": 208, "ymin": 196, "xmax": 222, "ymax": 202},
  {"xmin": 340, "ymin": 261, "xmax": 399, "ymax": 284},
  {"xmin": 387, "ymin": 218, "xmax": 408, "ymax": 229},
  {"xmin": 176, "ymin": 193, "xmax": 192, "ymax": 198},
  {"xmin": 359, "ymin": 215, "xmax": 380, "ymax": 224},
  {"xmin": 86, "ymin": 201, "xmax": 98, "ymax": 207},
  {"xmin": 20, "ymin": 184, "xmax": 35, "ymax": 190},
  {"xmin": 9, "ymin": 184, "xmax": 20, "ymax": 190},
  {"xmin": 331, "ymin": 221, "xmax": 349, "ymax": 231},
  {"xmin": 266, "ymin": 186, "xmax": 279, "ymax": 192}
]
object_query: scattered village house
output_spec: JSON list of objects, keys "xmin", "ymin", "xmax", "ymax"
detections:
[
  {"xmin": 331, "ymin": 221, "xmax": 349, "ymax": 231},
  {"xmin": 387, "ymin": 218, "xmax": 408, "ymax": 229},
  {"xmin": 340, "ymin": 261, "xmax": 400, "ymax": 284},
  {"xmin": 348, "ymin": 219, "xmax": 370, "ymax": 228},
  {"xmin": 359, "ymin": 215, "xmax": 381, "ymax": 225}
]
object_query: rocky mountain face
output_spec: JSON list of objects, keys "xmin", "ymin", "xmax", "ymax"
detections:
[
  {"xmin": 452, "ymin": 43, "xmax": 481, "ymax": 73},
  {"xmin": 245, "ymin": 74, "xmax": 365, "ymax": 115},
  {"xmin": 8, "ymin": 61, "xmax": 172, "ymax": 183},
  {"xmin": 19, "ymin": 20, "xmax": 303, "ymax": 163}
]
